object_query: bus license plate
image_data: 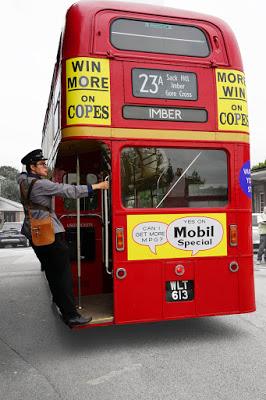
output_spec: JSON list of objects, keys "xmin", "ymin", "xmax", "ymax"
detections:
[{"xmin": 166, "ymin": 280, "xmax": 194, "ymax": 302}]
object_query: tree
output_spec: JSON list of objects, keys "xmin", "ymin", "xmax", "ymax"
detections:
[
  {"xmin": 1, "ymin": 179, "xmax": 20, "ymax": 202},
  {"xmin": 0, "ymin": 165, "xmax": 20, "ymax": 202},
  {"xmin": 252, "ymin": 160, "xmax": 266, "ymax": 171},
  {"xmin": 0, "ymin": 166, "xmax": 19, "ymax": 181}
]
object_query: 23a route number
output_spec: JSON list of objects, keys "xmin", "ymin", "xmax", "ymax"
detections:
[{"xmin": 139, "ymin": 73, "xmax": 163, "ymax": 94}]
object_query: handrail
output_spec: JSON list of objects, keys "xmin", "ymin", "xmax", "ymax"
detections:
[
  {"xmin": 104, "ymin": 176, "xmax": 112, "ymax": 275},
  {"xmin": 76, "ymin": 157, "xmax": 81, "ymax": 309}
]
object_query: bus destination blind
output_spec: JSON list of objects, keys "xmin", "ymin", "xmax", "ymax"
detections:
[
  {"xmin": 123, "ymin": 105, "xmax": 207, "ymax": 122},
  {"xmin": 132, "ymin": 68, "xmax": 197, "ymax": 100}
]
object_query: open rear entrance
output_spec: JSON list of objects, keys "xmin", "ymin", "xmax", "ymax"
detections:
[{"xmin": 55, "ymin": 139, "xmax": 113, "ymax": 325}]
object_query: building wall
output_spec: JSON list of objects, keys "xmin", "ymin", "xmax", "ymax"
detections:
[
  {"xmin": 0, "ymin": 196, "xmax": 24, "ymax": 229},
  {"xmin": 252, "ymin": 167, "xmax": 266, "ymax": 213},
  {"xmin": 0, "ymin": 211, "xmax": 24, "ymax": 228},
  {"xmin": 252, "ymin": 182, "xmax": 266, "ymax": 213}
]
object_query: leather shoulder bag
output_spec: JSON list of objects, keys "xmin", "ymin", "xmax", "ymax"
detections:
[{"xmin": 21, "ymin": 179, "xmax": 55, "ymax": 246}]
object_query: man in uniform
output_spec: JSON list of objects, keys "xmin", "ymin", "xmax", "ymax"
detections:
[{"xmin": 18, "ymin": 149, "xmax": 109, "ymax": 327}]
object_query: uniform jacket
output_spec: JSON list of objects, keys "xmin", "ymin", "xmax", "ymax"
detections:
[{"xmin": 17, "ymin": 172, "xmax": 93, "ymax": 239}]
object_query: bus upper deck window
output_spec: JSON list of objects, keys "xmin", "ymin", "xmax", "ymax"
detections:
[{"xmin": 110, "ymin": 19, "xmax": 210, "ymax": 57}]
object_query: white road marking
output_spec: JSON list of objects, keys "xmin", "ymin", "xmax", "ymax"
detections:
[{"xmin": 86, "ymin": 364, "xmax": 142, "ymax": 385}]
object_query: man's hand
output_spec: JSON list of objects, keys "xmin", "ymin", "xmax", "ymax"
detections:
[{"xmin": 92, "ymin": 181, "xmax": 109, "ymax": 190}]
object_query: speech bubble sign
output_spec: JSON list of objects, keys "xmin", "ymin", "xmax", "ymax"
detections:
[
  {"xmin": 166, "ymin": 216, "xmax": 224, "ymax": 256},
  {"xmin": 132, "ymin": 222, "xmax": 168, "ymax": 254}
]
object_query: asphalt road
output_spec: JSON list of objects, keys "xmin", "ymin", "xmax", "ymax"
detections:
[{"xmin": 0, "ymin": 247, "xmax": 266, "ymax": 400}]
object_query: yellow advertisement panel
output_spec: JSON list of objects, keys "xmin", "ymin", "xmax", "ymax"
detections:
[
  {"xmin": 66, "ymin": 57, "xmax": 111, "ymax": 126},
  {"xmin": 127, "ymin": 213, "xmax": 227, "ymax": 260},
  {"xmin": 216, "ymin": 69, "xmax": 249, "ymax": 132}
]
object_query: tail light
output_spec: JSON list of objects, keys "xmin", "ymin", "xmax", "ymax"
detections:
[
  {"xmin": 116, "ymin": 228, "xmax": 124, "ymax": 251},
  {"xmin": 229, "ymin": 224, "xmax": 238, "ymax": 246}
]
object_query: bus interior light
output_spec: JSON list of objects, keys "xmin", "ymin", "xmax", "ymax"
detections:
[
  {"xmin": 230, "ymin": 224, "xmax": 238, "ymax": 247},
  {"xmin": 116, "ymin": 228, "xmax": 125, "ymax": 251}
]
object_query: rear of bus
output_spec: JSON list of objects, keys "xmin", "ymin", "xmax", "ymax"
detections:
[{"xmin": 46, "ymin": 1, "xmax": 255, "ymax": 326}]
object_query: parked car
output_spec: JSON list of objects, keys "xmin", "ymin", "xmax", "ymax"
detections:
[
  {"xmin": 1, "ymin": 222, "xmax": 23, "ymax": 231},
  {"xmin": 0, "ymin": 222, "xmax": 29, "ymax": 248},
  {"xmin": 252, "ymin": 213, "xmax": 260, "ymax": 252}
]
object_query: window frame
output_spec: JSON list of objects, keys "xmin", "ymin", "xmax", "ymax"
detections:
[
  {"xmin": 110, "ymin": 17, "xmax": 211, "ymax": 58},
  {"xmin": 62, "ymin": 172, "xmax": 98, "ymax": 212},
  {"xmin": 120, "ymin": 146, "xmax": 229, "ymax": 210}
]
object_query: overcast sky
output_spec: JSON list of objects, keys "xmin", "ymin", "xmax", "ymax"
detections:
[{"xmin": 0, "ymin": 0, "xmax": 264, "ymax": 170}]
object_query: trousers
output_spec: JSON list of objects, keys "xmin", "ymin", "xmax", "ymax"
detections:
[
  {"xmin": 257, "ymin": 234, "xmax": 266, "ymax": 261},
  {"xmin": 31, "ymin": 233, "xmax": 77, "ymax": 318}
]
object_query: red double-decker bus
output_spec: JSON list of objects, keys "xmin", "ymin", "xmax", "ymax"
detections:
[{"xmin": 42, "ymin": 1, "xmax": 255, "ymax": 328}]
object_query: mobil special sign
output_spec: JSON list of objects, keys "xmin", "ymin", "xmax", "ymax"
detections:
[
  {"xmin": 127, "ymin": 213, "xmax": 227, "ymax": 260},
  {"xmin": 216, "ymin": 69, "xmax": 249, "ymax": 132},
  {"xmin": 66, "ymin": 57, "xmax": 111, "ymax": 126}
]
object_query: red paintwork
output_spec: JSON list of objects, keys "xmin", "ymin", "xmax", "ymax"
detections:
[
  {"xmin": 60, "ymin": 1, "xmax": 242, "ymax": 131},
  {"xmin": 42, "ymin": 1, "xmax": 255, "ymax": 328},
  {"xmin": 112, "ymin": 140, "xmax": 255, "ymax": 324}
]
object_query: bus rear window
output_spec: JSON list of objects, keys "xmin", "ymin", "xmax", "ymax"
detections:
[
  {"xmin": 110, "ymin": 19, "xmax": 210, "ymax": 57},
  {"xmin": 121, "ymin": 148, "xmax": 228, "ymax": 209}
]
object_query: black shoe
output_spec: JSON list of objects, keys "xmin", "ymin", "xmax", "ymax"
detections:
[{"xmin": 63, "ymin": 314, "xmax": 92, "ymax": 328}]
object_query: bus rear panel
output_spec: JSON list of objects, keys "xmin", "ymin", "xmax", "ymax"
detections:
[{"xmin": 42, "ymin": 1, "xmax": 255, "ymax": 328}]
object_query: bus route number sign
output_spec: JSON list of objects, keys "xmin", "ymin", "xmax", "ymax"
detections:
[
  {"xmin": 166, "ymin": 280, "xmax": 194, "ymax": 302},
  {"xmin": 132, "ymin": 68, "xmax": 197, "ymax": 100}
]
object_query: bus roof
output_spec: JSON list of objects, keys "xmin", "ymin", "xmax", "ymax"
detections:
[
  {"xmin": 67, "ymin": 1, "xmax": 229, "ymax": 26},
  {"xmin": 62, "ymin": 0, "xmax": 242, "ymax": 68}
]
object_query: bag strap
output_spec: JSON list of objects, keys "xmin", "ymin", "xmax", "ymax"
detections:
[
  {"xmin": 27, "ymin": 179, "xmax": 37, "ymax": 203},
  {"xmin": 20, "ymin": 178, "xmax": 50, "ymax": 213}
]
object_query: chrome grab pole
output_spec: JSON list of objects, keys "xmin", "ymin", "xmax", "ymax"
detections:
[
  {"xmin": 104, "ymin": 176, "xmax": 112, "ymax": 275},
  {"xmin": 76, "ymin": 156, "xmax": 82, "ymax": 309}
]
